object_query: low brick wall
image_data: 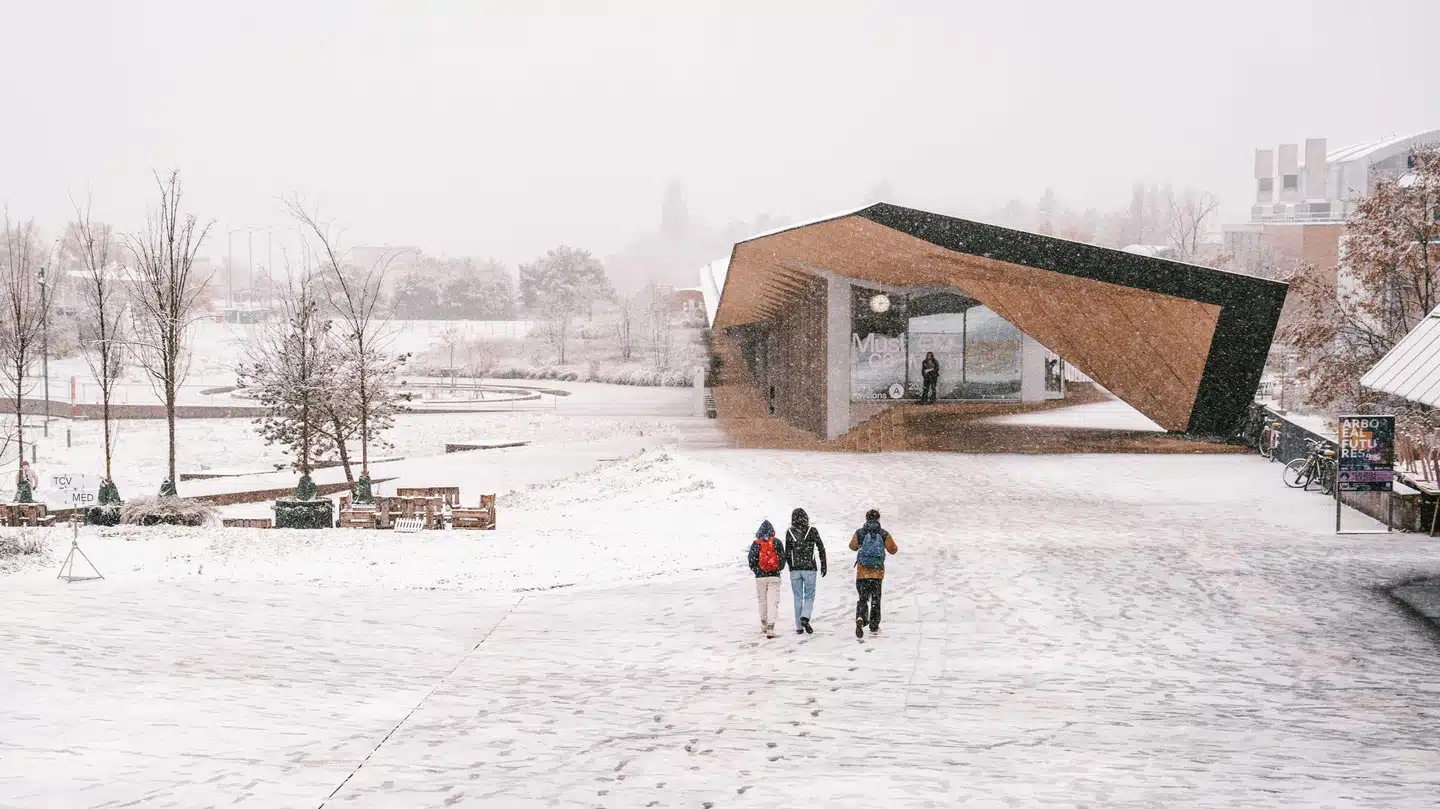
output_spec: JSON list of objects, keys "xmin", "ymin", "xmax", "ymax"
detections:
[{"xmin": 193, "ymin": 477, "xmax": 396, "ymax": 507}]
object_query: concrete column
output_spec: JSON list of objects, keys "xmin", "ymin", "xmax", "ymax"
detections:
[
  {"xmin": 825, "ymin": 277, "xmax": 852, "ymax": 439},
  {"xmin": 1020, "ymin": 333, "xmax": 1046, "ymax": 403},
  {"xmin": 693, "ymin": 367, "xmax": 706, "ymax": 416}
]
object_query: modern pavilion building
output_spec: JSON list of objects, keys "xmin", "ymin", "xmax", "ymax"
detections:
[{"xmin": 701, "ymin": 203, "xmax": 1289, "ymax": 447}]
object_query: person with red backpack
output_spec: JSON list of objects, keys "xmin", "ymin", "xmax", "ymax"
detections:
[
  {"xmin": 849, "ymin": 508, "xmax": 898, "ymax": 639},
  {"xmin": 748, "ymin": 520, "xmax": 787, "ymax": 638}
]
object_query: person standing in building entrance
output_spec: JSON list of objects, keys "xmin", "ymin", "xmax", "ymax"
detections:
[
  {"xmin": 920, "ymin": 352, "xmax": 940, "ymax": 404},
  {"xmin": 850, "ymin": 509, "xmax": 898, "ymax": 639},
  {"xmin": 748, "ymin": 520, "xmax": 786, "ymax": 639},
  {"xmin": 785, "ymin": 508, "xmax": 827, "ymax": 635}
]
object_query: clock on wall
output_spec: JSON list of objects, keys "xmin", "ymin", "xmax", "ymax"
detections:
[{"xmin": 870, "ymin": 293, "xmax": 891, "ymax": 314}]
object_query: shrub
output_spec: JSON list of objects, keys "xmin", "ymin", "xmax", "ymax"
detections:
[
  {"xmin": 0, "ymin": 534, "xmax": 45, "ymax": 559},
  {"xmin": 274, "ymin": 499, "xmax": 334, "ymax": 529},
  {"xmin": 120, "ymin": 496, "xmax": 219, "ymax": 527},
  {"xmin": 86, "ymin": 504, "xmax": 122, "ymax": 526}
]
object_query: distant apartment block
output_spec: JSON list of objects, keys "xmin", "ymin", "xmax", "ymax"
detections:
[{"xmin": 1223, "ymin": 130, "xmax": 1440, "ymax": 275}]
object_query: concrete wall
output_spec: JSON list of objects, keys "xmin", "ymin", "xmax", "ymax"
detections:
[
  {"xmin": 825, "ymin": 276, "xmax": 851, "ymax": 439},
  {"xmin": 1020, "ymin": 333, "xmax": 1046, "ymax": 403}
]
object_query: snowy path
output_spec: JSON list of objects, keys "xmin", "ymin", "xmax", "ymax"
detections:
[{"xmin": 5, "ymin": 452, "xmax": 1440, "ymax": 806}]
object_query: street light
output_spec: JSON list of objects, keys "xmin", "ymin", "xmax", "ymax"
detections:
[
  {"xmin": 225, "ymin": 226, "xmax": 261, "ymax": 312},
  {"xmin": 37, "ymin": 264, "xmax": 49, "ymax": 438}
]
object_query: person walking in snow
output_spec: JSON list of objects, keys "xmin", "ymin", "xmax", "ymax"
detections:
[
  {"xmin": 785, "ymin": 508, "xmax": 827, "ymax": 635},
  {"xmin": 748, "ymin": 520, "xmax": 786, "ymax": 638},
  {"xmin": 850, "ymin": 508, "xmax": 898, "ymax": 639}
]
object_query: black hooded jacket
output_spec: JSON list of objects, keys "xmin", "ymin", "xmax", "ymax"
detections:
[{"xmin": 784, "ymin": 509, "xmax": 827, "ymax": 576}]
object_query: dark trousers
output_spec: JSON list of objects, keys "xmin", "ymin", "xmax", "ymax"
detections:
[
  {"xmin": 856, "ymin": 578, "xmax": 883, "ymax": 628},
  {"xmin": 920, "ymin": 377, "xmax": 937, "ymax": 403}
]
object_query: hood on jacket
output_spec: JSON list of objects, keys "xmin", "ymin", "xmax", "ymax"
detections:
[
  {"xmin": 790, "ymin": 508, "xmax": 809, "ymax": 531},
  {"xmin": 755, "ymin": 519, "xmax": 775, "ymax": 539}
]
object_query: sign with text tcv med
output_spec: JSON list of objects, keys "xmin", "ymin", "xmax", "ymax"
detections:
[{"xmin": 41, "ymin": 472, "xmax": 99, "ymax": 509}]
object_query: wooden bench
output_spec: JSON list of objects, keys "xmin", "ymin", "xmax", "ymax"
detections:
[
  {"xmin": 1396, "ymin": 438, "xmax": 1440, "ymax": 535},
  {"xmin": 222, "ymin": 518, "xmax": 273, "ymax": 529},
  {"xmin": 372, "ymin": 495, "xmax": 443, "ymax": 530},
  {"xmin": 396, "ymin": 487, "xmax": 461, "ymax": 508},
  {"xmin": 451, "ymin": 494, "xmax": 497, "ymax": 530},
  {"xmin": 337, "ymin": 507, "xmax": 378, "ymax": 529}
]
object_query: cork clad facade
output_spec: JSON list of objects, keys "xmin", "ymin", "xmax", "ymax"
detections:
[{"xmin": 705, "ymin": 203, "xmax": 1288, "ymax": 443}]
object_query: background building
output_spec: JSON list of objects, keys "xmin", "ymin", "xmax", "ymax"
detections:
[{"xmin": 1224, "ymin": 130, "xmax": 1440, "ymax": 276}]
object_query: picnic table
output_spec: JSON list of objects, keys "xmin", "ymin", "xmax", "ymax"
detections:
[{"xmin": 336, "ymin": 490, "xmax": 496, "ymax": 531}]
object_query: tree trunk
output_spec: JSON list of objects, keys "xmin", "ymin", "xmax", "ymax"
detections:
[
  {"xmin": 166, "ymin": 377, "xmax": 177, "ymax": 487},
  {"xmin": 13, "ymin": 364, "xmax": 23, "ymax": 488},
  {"xmin": 331, "ymin": 414, "xmax": 355, "ymax": 485},
  {"xmin": 300, "ymin": 399, "xmax": 311, "ymax": 476},
  {"xmin": 102, "ymin": 392, "xmax": 112, "ymax": 481}
]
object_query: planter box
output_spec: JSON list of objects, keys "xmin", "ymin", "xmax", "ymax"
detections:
[
  {"xmin": 86, "ymin": 504, "xmax": 122, "ymax": 527},
  {"xmin": 274, "ymin": 499, "xmax": 334, "ymax": 530},
  {"xmin": 222, "ymin": 518, "xmax": 274, "ymax": 529}
]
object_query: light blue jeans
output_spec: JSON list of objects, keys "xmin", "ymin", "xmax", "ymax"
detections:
[{"xmin": 790, "ymin": 570, "xmax": 818, "ymax": 630}]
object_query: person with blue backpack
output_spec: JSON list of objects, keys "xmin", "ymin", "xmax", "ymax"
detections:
[
  {"xmin": 849, "ymin": 508, "xmax": 898, "ymax": 639},
  {"xmin": 748, "ymin": 520, "xmax": 787, "ymax": 639}
]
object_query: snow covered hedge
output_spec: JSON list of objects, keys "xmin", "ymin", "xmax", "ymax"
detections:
[{"xmin": 120, "ymin": 496, "xmax": 219, "ymax": 527}]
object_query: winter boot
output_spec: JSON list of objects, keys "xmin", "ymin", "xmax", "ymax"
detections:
[
  {"xmin": 855, "ymin": 617, "xmax": 865, "ymax": 639},
  {"xmin": 801, "ymin": 617, "xmax": 813, "ymax": 634},
  {"xmin": 765, "ymin": 623, "xmax": 777, "ymax": 639}
]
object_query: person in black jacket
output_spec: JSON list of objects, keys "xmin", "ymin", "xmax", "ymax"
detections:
[
  {"xmin": 784, "ymin": 508, "xmax": 827, "ymax": 634},
  {"xmin": 920, "ymin": 352, "xmax": 940, "ymax": 404},
  {"xmin": 748, "ymin": 520, "xmax": 786, "ymax": 638}
]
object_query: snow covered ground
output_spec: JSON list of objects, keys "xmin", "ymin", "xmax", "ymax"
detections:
[
  {"xmin": 12, "ymin": 381, "xmax": 698, "ymax": 503},
  {"xmin": 983, "ymin": 398, "xmax": 1164, "ymax": 431},
  {"xmin": 6, "ymin": 447, "xmax": 1440, "ymax": 807}
]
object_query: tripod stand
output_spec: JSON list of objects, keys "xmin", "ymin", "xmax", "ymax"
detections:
[{"xmin": 57, "ymin": 518, "xmax": 103, "ymax": 583}]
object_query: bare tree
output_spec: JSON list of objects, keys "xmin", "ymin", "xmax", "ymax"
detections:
[
  {"xmin": 519, "ymin": 246, "xmax": 610, "ymax": 364},
  {"xmin": 644, "ymin": 284, "xmax": 675, "ymax": 370},
  {"xmin": 286, "ymin": 196, "xmax": 405, "ymax": 482},
  {"xmin": 616, "ymin": 292, "xmax": 636, "ymax": 361},
  {"xmin": 1158, "ymin": 187, "xmax": 1222, "ymax": 262},
  {"xmin": 123, "ymin": 171, "xmax": 214, "ymax": 489},
  {"xmin": 65, "ymin": 201, "xmax": 127, "ymax": 485},
  {"xmin": 0, "ymin": 215, "xmax": 50, "ymax": 486}
]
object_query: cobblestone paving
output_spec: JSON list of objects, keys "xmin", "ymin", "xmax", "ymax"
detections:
[{"xmin": 5, "ymin": 452, "xmax": 1440, "ymax": 807}]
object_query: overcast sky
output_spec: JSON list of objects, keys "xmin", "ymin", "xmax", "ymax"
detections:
[{"xmin": 3, "ymin": 0, "xmax": 1438, "ymax": 267}]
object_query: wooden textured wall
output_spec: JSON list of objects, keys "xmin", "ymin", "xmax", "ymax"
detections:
[{"xmin": 758, "ymin": 280, "xmax": 828, "ymax": 437}]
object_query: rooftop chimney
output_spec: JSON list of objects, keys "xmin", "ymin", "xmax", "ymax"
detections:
[{"xmin": 1305, "ymin": 137, "xmax": 1328, "ymax": 200}]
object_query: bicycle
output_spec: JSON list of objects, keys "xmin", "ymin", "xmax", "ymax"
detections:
[
  {"xmin": 1283, "ymin": 438, "xmax": 1337, "ymax": 493},
  {"xmin": 1259, "ymin": 420, "xmax": 1282, "ymax": 461}
]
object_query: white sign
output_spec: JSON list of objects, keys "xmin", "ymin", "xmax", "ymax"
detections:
[{"xmin": 40, "ymin": 472, "xmax": 99, "ymax": 509}]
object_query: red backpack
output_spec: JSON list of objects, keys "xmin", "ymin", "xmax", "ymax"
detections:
[{"xmin": 756, "ymin": 537, "xmax": 781, "ymax": 573}]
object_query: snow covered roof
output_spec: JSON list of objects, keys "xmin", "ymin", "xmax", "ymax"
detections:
[
  {"xmin": 1360, "ymin": 305, "xmax": 1440, "ymax": 407},
  {"xmin": 698, "ymin": 256, "xmax": 727, "ymax": 327},
  {"xmin": 1325, "ymin": 129, "xmax": 1440, "ymax": 167}
]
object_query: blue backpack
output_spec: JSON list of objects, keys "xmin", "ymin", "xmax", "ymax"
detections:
[{"xmin": 856, "ymin": 526, "xmax": 887, "ymax": 569}]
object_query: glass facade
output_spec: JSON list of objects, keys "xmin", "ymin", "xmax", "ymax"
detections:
[{"xmin": 850, "ymin": 287, "xmax": 1025, "ymax": 402}]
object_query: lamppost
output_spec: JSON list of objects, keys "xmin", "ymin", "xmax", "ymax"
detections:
[{"xmin": 37, "ymin": 264, "xmax": 49, "ymax": 438}]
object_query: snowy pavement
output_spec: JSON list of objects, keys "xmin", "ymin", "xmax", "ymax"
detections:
[{"xmin": 6, "ymin": 451, "xmax": 1440, "ymax": 807}]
